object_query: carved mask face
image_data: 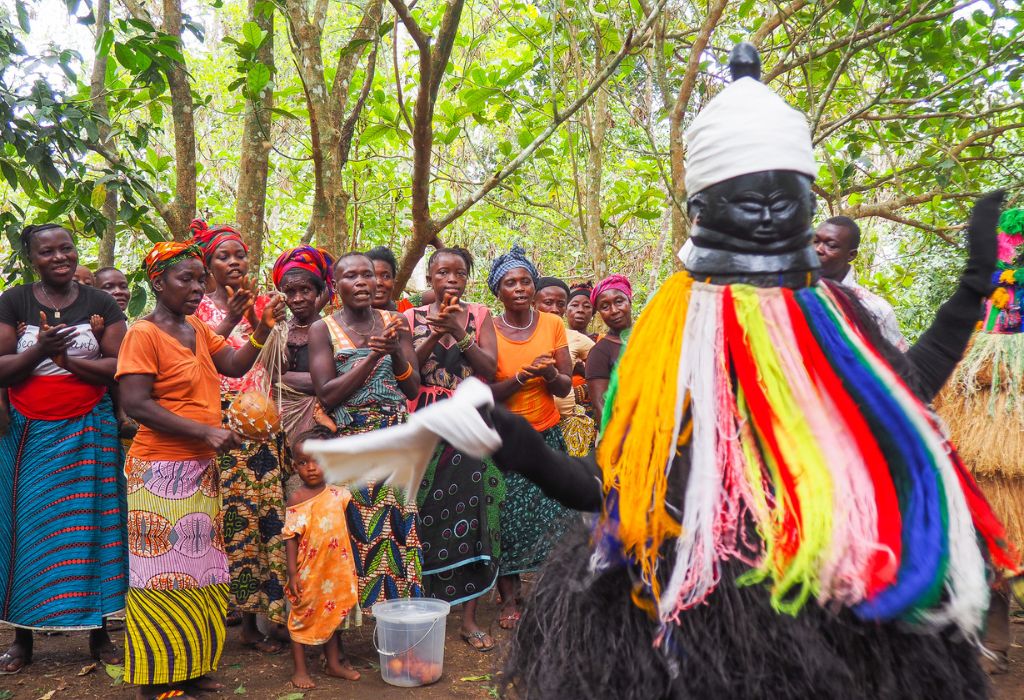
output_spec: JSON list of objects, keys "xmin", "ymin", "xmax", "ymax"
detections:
[{"xmin": 688, "ymin": 170, "xmax": 817, "ymax": 253}]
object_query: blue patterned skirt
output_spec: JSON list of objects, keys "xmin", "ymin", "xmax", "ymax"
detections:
[{"xmin": 0, "ymin": 395, "xmax": 127, "ymax": 629}]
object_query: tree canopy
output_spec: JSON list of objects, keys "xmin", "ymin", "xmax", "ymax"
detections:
[{"xmin": 1, "ymin": 0, "xmax": 1022, "ymax": 335}]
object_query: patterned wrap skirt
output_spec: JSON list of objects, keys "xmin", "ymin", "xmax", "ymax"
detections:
[
  {"xmin": 218, "ymin": 393, "xmax": 288, "ymax": 624},
  {"xmin": 0, "ymin": 396, "xmax": 127, "ymax": 629},
  {"xmin": 499, "ymin": 425, "xmax": 579, "ymax": 575},
  {"xmin": 417, "ymin": 443, "xmax": 506, "ymax": 605},
  {"xmin": 334, "ymin": 406, "xmax": 423, "ymax": 616},
  {"xmin": 124, "ymin": 455, "xmax": 230, "ymax": 685}
]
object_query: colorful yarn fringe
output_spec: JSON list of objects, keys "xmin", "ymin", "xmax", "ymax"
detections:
[{"xmin": 594, "ymin": 272, "xmax": 1019, "ymax": 640}]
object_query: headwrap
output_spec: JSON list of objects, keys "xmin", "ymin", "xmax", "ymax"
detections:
[
  {"xmin": 568, "ymin": 281, "xmax": 593, "ymax": 302},
  {"xmin": 190, "ymin": 218, "xmax": 247, "ymax": 265},
  {"xmin": 684, "ymin": 76, "xmax": 818, "ymax": 196},
  {"xmin": 144, "ymin": 241, "xmax": 204, "ymax": 281},
  {"xmin": 590, "ymin": 274, "xmax": 633, "ymax": 307},
  {"xmin": 536, "ymin": 276, "xmax": 570, "ymax": 297},
  {"xmin": 272, "ymin": 245, "xmax": 335, "ymax": 290},
  {"xmin": 487, "ymin": 244, "xmax": 539, "ymax": 295}
]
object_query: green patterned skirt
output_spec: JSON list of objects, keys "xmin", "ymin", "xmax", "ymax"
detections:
[{"xmin": 499, "ymin": 425, "xmax": 578, "ymax": 575}]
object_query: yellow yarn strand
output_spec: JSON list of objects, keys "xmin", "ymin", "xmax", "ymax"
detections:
[
  {"xmin": 731, "ymin": 286, "xmax": 833, "ymax": 614},
  {"xmin": 597, "ymin": 272, "xmax": 693, "ymax": 597}
]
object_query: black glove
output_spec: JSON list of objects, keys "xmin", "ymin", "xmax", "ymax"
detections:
[
  {"xmin": 960, "ymin": 190, "xmax": 1005, "ymax": 296},
  {"xmin": 490, "ymin": 406, "xmax": 603, "ymax": 513}
]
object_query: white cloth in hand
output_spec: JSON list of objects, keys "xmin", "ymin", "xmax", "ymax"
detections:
[{"xmin": 301, "ymin": 378, "xmax": 502, "ymax": 498}]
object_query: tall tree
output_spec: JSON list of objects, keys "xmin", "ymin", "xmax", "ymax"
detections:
[
  {"xmin": 234, "ymin": 0, "xmax": 274, "ymax": 270},
  {"xmin": 389, "ymin": 0, "xmax": 668, "ymax": 293},
  {"xmin": 90, "ymin": 0, "xmax": 119, "ymax": 266},
  {"xmin": 281, "ymin": 0, "xmax": 384, "ymax": 253}
]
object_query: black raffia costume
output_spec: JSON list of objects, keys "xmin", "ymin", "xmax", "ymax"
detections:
[{"xmin": 485, "ymin": 45, "xmax": 1018, "ymax": 700}]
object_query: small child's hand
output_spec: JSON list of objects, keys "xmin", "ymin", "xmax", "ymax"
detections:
[
  {"xmin": 16, "ymin": 321, "xmax": 25, "ymax": 337},
  {"xmin": 90, "ymin": 314, "xmax": 105, "ymax": 338}
]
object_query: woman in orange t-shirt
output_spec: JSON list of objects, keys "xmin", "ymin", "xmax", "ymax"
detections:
[
  {"xmin": 487, "ymin": 245, "xmax": 577, "ymax": 630},
  {"xmin": 116, "ymin": 242, "xmax": 283, "ymax": 700}
]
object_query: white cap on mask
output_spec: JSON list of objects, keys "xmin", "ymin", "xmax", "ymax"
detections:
[{"xmin": 684, "ymin": 77, "xmax": 818, "ymax": 196}]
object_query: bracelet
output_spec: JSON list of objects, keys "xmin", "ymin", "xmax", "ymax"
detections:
[
  {"xmin": 515, "ymin": 372, "xmax": 527, "ymax": 385},
  {"xmin": 249, "ymin": 335, "xmax": 265, "ymax": 350},
  {"xmin": 456, "ymin": 333, "xmax": 474, "ymax": 352},
  {"xmin": 394, "ymin": 363, "xmax": 414, "ymax": 382}
]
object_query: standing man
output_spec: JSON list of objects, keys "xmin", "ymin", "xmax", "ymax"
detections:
[{"xmin": 813, "ymin": 216, "xmax": 909, "ymax": 350}]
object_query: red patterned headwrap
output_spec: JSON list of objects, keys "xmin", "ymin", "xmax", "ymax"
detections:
[
  {"xmin": 190, "ymin": 219, "xmax": 247, "ymax": 265},
  {"xmin": 590, "ymin": 274, "xmax": 633, "ymax": 307},
  {"xmin": 144, "ymin": 241, "xmax": 204, "ymax": 281},
  {"xmin": 272, "ymin": 245, "xmax": 335, "ymax": 291}
]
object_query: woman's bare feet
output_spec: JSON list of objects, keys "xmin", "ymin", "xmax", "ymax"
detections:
[
  {"xmin": 184, "ymin": 674, "xmax": 224, "ymax": 691},
  {"xmin": 324, "ymin": 657, "xmax": 361, "ymax": 681},
  {"xmin": 291, "ymin": 671, "xmax": 316, "ymax": 689},
  {"xmin": 89, "ymin": 628, "xmax": 123, "ymax": 665}
]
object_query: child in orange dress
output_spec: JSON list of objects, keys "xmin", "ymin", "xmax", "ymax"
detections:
[{"xmin": 283, "ymin": 430, "xmax": 361, "ymax": 689}]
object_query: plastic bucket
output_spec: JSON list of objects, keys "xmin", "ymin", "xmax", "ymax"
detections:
[{"xmin": 372, "ymin": 598, "xmax": 451, "ymax": 687}]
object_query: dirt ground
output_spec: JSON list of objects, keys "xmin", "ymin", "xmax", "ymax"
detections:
[{"xmin": 0, "ymin": 595, "xmax": 1021, "ymax": 699}]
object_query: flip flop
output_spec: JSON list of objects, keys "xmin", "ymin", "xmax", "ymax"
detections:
[
  {"xmin": 0, "ymin": 650, "xmax": 31, "ymax": 675},
  {"xmin": 460, "ymin": 630, "xmax": 495, "ymax": 652},
  {"xmin": 498, "ymin": 610, "xmax": 521, "ymax": 630}
]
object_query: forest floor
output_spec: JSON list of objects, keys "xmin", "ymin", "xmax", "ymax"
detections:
[{"xmin": 0, "ymin": 594, "xmax": 1021, "ymax": 699}]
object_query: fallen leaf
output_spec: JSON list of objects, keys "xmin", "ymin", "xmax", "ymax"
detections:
[
  {"xmin": 276, "ymin": 693, "xmax": 305, "ymax": 700},
  {"xmin": 460, "ymin": 674, "xmax": 492, "ymax": 682},
  {"xmin": 77, "ymin": 663, "xmax": 97, "ymax": 676},
  {"xmin": 36, "ymin": 681, "xmax": 66, "ymax": 700},
  {"xmin": 104, "ymin": 662, "xmax": 124, "ymax": 686},
  {"xmin": 234, "ymin": 685, "xmax": 246, "ymax": 695},
  {"xmin": 0, "ymin": 690, "xmax": 12, "ymax": 700}
]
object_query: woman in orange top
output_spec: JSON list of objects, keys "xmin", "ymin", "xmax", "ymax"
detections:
[
  {"xmin": 487, "ymin": 245, "xmax": 576, "ymax": 629},
  {"xmin": 117, "ymin": 242, "xmax": 283, "ymax": 700}
]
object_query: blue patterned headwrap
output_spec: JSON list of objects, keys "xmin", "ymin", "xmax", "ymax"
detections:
[{"xmin": 487, "ymin": 244, "xmax": 539, "ymax": 296}]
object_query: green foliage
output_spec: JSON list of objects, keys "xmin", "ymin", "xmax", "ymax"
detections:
[{"xmin": 0, "ymin": 0, "xmax": 1021, "ymax": 340}]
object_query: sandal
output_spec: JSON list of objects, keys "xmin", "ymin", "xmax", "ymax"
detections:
[
  {"xmin": 0, "ymin": 649, "xmax": 31, "ymax": 675},
  {"xmin": 498, "ymin": 610, "xmax": 521, "ymax": 630},
  {"xmin": 460, "ymin": 630, "xmax": 495, "ymax": 652}
]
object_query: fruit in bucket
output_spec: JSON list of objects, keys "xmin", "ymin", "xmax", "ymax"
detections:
[
  {"xmin": 386, "ymin": 652, "xmax": 441, "ymax": 685},
  {"xmin": 226, "ymin": 390, "xmax": 281, "ymax": 440}
]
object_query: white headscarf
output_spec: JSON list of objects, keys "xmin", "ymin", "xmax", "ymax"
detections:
[{"xmin": 684, "ymin": 77, "xmax": 818, "ymax": 196}]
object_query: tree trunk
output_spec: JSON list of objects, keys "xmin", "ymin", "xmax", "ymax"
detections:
[
  {"xmin": 235, "ymin": 0, "xmax": 274, "ymax": 271},
  {"xmin": 584, "ymin": 85, "xmax": 609, "ymax": 279},
  {"xmin": 90, "ymin": 0, "xmax": 117, "ymax": 267},
  {"xmin": 162, "ymin": 0, "xmax": 197, "ymax": 239}
]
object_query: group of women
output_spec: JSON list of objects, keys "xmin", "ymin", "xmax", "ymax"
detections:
[{"xmin": 0, "ymin": 221, "xmax": 634, "ymax": 699}]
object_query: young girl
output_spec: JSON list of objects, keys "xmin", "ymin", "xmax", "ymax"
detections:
[{"xmin": 283, "ymin": 428, "xmax": 361, "ymax": 689}]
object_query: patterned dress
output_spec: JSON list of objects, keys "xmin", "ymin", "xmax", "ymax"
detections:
[
  {"xmin": 282, "ymin": 485, "xmax": 358, "ymax": 645},
  {"xmin": 324, "ymin": 313, "xmax": 422, "ymax": 616},
  {"xmin": 195, "ymin": 295, "xmax": 288, "ymax": 624},
  {"xmin": 116, "ymin": 317, "xmax": 231, "ymax": 685},
  {"xmin": 405, "ymin": 304, "xmax": 506, "ymax": 604},
  {"xmin": 0, "ymin": 284, "xmax": 127, "ymax": 630}
]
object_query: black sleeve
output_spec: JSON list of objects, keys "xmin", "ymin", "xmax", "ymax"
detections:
[
  {"xmin": 0, "ymin": 286, "xmax": 23, "ymax": 327},
  {"xmin": 490, "ymin": 406, "xmax": 602, "ymax": 512},
  {"xmin": 585, "ymin": 341, "xmax": 612, "ymax": 380},
  {"xmin": 904, "ymin": 286, "xmax": 984, "ymax": 402}
]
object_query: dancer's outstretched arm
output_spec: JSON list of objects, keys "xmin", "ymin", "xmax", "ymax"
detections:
[{"xmin": 489, "ymin": 406, "xmax": 603, "ymax": 512}]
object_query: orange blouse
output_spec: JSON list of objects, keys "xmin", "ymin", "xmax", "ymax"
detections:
[
  {"xmin": 495, "ymin": 311, "xmax": 568, "ymax": 432},
  {"xmin": 115, "ymin": 316, "xmax": 228, "ymax": 460}
]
